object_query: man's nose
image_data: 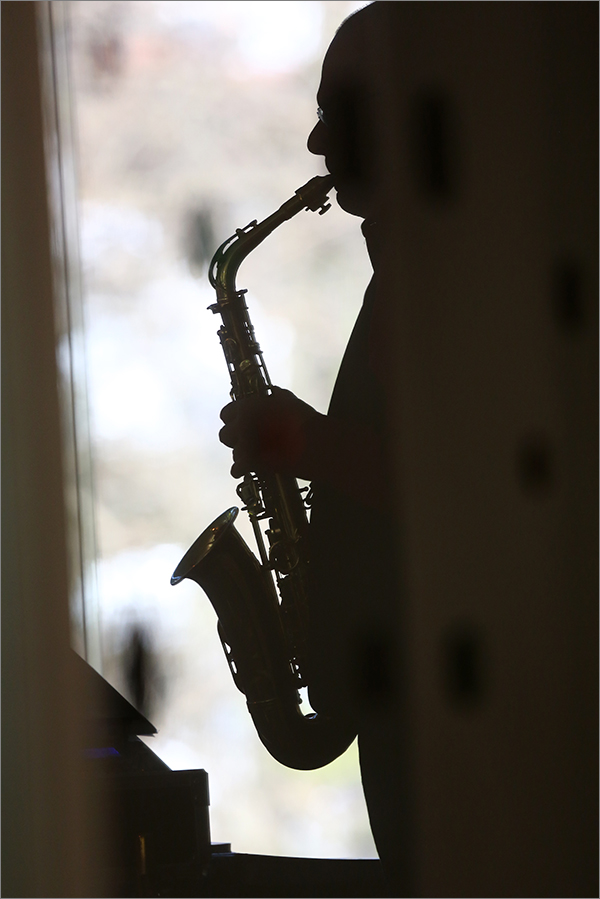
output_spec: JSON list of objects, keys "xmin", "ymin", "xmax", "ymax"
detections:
[{"xmin": 307, "ymin": 119, "xmax": 326, "ymax": 156}]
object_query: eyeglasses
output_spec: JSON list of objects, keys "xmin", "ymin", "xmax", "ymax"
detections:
[{"xmin": 316, "ymin": 106, "xmax": 328, "ymax": 126}]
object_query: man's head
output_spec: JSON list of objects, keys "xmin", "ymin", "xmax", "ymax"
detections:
[{"xmin": 307, "ymin": 2, "xmax": 389, "ymax": 219}]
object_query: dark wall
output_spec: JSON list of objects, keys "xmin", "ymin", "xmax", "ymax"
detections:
[
  {"xmin": 2, "ymin": 3, "xmax": 107, "ymax": 895},
  {"xmin": 376, "ymin": 3, "xmax": 598, "ymax": 895}
]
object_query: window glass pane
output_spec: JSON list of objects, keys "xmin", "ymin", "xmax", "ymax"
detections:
[{"xmin": 68, "ymin": 0, "xmax": 376, "ymax": 857}]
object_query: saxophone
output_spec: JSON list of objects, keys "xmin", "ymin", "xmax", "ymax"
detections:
[{"xmin": 171, "ymin": 175, "xmax": 356, "ymax": 770}]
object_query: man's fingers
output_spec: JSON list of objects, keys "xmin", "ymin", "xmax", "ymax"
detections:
[
  {"xmin": 230, "ymin": 460, "xmax": 245, "ymax": 478},
  {"xmin": 219, "ymin": 422, "xmax": 237, "ymax": 448},
  {"xmin": 231, "ymin": 446, "xmax": 251, "ymax": 478},
  {"xmin": 220, "ymin": 401, "xmax": 238, "ymax": 424}
]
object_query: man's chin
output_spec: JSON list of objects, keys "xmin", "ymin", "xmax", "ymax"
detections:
[{"xmin": 333, "ymin": 184, "xmax": 370, "ymax": 218}]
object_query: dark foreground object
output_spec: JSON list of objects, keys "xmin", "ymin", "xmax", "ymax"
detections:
[
  {"xmin": 201, "ymin": 853, "xmax": 391, "ymax": 898},
  {"xmin": 77, "ymin": 652, "xmax": 390, "ymax": 897}
]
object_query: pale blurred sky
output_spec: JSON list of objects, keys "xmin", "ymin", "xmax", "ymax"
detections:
[
  {"xmin": 156, "ymin": 0, "xmax": 324, "ymax": 74},
  {"xmin": 153, "ymin": 0, "xmax": 370, "ymax": 75}
]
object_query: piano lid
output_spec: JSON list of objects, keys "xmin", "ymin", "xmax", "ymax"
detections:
[{"xmin": 72, "ymin": 649, "xmax": 157, "ymax": 739}]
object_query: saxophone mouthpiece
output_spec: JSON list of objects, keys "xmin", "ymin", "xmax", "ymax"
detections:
[{"xmin": 295, "ymin": 174, "xmax": 335, "ymax": 213}]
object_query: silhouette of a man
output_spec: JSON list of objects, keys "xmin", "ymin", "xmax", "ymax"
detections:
[{"xmin": 220, "ymin": 4, "xmax": 407, "ymax": 891}]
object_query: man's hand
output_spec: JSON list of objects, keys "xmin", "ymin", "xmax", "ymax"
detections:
[
  {"xmin": 219, "ymin": 387, "xmax": 322, "ymax": 479},
  {"xmin": 219, "ymin": 387, "xmax": 389, "ymax": 510}
]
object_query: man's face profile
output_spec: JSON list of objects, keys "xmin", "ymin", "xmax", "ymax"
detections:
[{"xmin": 307, "ymin": 19, "xmax": 378, "ymax": 219}]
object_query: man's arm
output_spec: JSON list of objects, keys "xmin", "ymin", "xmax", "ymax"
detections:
[{"xmin": 219, "ymin": 388, "xmax": 389, "ymax": 510}]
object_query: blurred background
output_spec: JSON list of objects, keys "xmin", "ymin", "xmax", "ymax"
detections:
[
  {"xmin": 65, "ymin": 0, "xmax": 376, "ymax": 858},
  {"xmin": 4, "ymin": 2, "xmax": 596, "ymax": 895}
]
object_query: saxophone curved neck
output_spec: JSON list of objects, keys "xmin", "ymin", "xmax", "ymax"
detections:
[{"xmin": 209, "ymin": 175, "xmax": 335, "ymax": 300}]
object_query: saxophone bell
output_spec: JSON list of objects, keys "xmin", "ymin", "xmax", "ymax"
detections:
[{"xmin": 171, "ymin": 507, "xmax": 356, "ymax": 770}]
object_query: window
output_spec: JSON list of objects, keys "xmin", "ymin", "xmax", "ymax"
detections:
[{"xmin": 60, "ymin": 0, "xmax": 376, "ymax": 857}]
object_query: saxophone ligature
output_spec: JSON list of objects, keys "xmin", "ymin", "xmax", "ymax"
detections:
[{"xmin": 171, "ymin": 175, "xmax": 356, "ymax": 770}]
